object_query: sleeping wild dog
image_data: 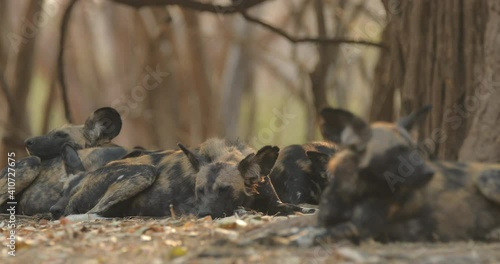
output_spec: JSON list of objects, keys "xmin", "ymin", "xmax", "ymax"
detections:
[
  {"xmin": 269, "ymin": 142, "xmax": 337, "ymax": 204},
  {"xmin": 0, "ymin": 107, "xmax": 128, "ymax": 215},
  {"xmin": 50, "ymin": 139, "xmax": 315, "ymax": 219}
]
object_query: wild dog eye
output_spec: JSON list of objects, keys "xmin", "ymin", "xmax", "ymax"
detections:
[{"xmin": 197, "ymin": 188, "xmax": 205, "ymax": 196}]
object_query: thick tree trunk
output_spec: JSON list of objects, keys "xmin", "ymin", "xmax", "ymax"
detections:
[
  {"xmin": 459, "ymin": 0, "xmax": 500, "ymax": 162},
  {"xmin": 371, "ymin": 0, "xmax": 489, "ymax": 160}
]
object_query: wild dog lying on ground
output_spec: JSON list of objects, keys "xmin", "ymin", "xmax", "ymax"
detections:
[
  {"xmin": 316, "ymin": 106, "xmax": 500, "ymax": 242},
  {"xmin": 24, "ymin": 107, "xmax": 123, "ymax": 159},
  {"xmin": 0, "ymin": 107, "xmax": 127, "ymax": 215},
  {"xmin": 50, "ymin": 138, "xmax": 315, "ymax": 219},
  {"xmin": 269, "ymin": 142, "xmax": 337, "ymax": 204}
]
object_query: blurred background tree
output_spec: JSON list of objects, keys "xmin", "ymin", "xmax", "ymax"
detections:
[{"xmin": 0, "ymin": 0, "xmax": 498, "ymax": 168}]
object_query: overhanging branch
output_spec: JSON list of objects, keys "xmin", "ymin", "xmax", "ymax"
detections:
[
  {"xmin": 110, "ymin": 0, "xmax": 268, "ymax": 13},
  {"xmin": 242, "ymin": 12, "xmax": 385, "ymax": 48},
  {"xmin": 110, "ymin": 0, "xmax": 384, "ymax": 48}
]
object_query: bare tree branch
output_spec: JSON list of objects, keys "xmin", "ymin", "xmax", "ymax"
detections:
[
  {"xmin": 241, "ymin": 11, "xmax": 385, "ymax": 48},
  {"xmin": 110, "ymin": 0, "xmax": 268, "ymax": 13},
  {"xmin": 110, "ymin": 0, "xmax": 383, "ymax": 48},
  {"xmin": 58, "ymin": 0, "xmax": 79, "ymax": 123}
]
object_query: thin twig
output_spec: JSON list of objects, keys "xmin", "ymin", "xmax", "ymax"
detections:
[
  {"xmin": 241, "ymin": 12, "xmax": 386, "ymax": 48},
  {"xmin": 58, "ymin": 0, "xmax": 78, "ymax": 123}
]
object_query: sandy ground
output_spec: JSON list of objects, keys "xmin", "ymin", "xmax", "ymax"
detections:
[{"xmin": 1, "ymin": 214, "xmax": 500, "ymax": 264}]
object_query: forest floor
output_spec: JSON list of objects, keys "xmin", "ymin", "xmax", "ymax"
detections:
[{"xmin": 1, "ymin": 213, "xmax": 500, "ymax": 264}]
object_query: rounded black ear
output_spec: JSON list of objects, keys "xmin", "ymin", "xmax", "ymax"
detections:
[
  {"xmin": 61, "ymin": 144, "xmax": 85, "ymax": 175},
  {"xmin": 238, "ymin": 153, "xmax": 255, "ymax": 176},
  {"xmin": 253, "ymin": 146, "xmax": 280, "ymax": 176},
  {"xmin": 397, "ymin": 104, "xmax": 432, "ymax": 131},
  {"xmin": 84, "ymin": 107, "xmax": 122, "ymax": 144},
  {"xmin": 239, "ymin": 146, "xmax": 279, "ymax": 177},
  {"xmin": 320, "ymin": 107, "xmax": 368, "ymax": 145},
  {"xmin": 178, "ymin": 143, "xmax": 201, "ymax": 172}
]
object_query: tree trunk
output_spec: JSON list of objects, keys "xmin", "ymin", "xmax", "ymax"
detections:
[
  {"xmin": 0, "ymin": 0, "xmax": 42, "ymax": 168},
  {"xmin": 221, "ymin": 16, "xmax": 251, "ymax": 140},
  {"xmin": 371, "ymin": 0, "xmax": 489, "ymax": 160},
  {"xmin": 459, "ymin": 0, "xmax": 500, "ymax": 163}
]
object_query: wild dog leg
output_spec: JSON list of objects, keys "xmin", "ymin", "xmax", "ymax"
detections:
[
  {"xmin": 86, "ymin": 165, "xmax": 157, "ymax": 215},
  {"xmin": 252, "ymin": 176, "xmax": 316, "ymax": 215},
  {"xmin": 0, "ymin": 156, "xmax": 41, "ymax": 205},
  {"xmin": 315, "ymin": 198, "xmax": 390, "ymax": 243}
]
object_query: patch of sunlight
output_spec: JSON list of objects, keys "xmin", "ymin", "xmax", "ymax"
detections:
[{"xmin": 27, "ymin": 73, "xmax": 49, "ymax": 136}]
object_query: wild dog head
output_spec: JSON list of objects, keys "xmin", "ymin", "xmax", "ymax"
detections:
[
  {"xmin": 179, "ymin": 143, "xmax": 279, "ymax": 218},
  {"xmin": 268, "ymin": 142, "xmax": 336, "ymax": 205},
  {"xmin": 25, "ymin": 107, "xmax": 122, "ymax": 160},
  {"xmin": 320, "ymin": 105, "xmax": 435, "ymax": 194},
  {"xmin": 318, "ymin": 106, "xmax": 435, "ymax": 226}
]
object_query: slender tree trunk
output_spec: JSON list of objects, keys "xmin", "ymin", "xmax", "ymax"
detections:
[
  {"xmin": 182, "ymin": 10, "xmax": 214, "ymax": 141},
  {"xmin": 310, "ymin": 0, "xmax": 330, "ymax": 115},
  {"xmin": 221, "ymin": 16, "xmax": 251, "ymax": 140}
]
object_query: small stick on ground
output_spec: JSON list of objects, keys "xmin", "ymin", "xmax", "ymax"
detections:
[{"xmin": 170, "ymin": 204, "xmax": 176, "ymax": 220}]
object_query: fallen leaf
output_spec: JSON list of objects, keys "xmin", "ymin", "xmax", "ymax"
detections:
[{"xmin": 170, "ymin": 246, "xmax": 187, "ymax": 258}]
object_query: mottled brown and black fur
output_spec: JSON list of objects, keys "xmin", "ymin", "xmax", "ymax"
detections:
[
  {"xmin": 317, "ymin": 106, "xmax": 500, "ymax": 242},
  {"xmin": 18, "ymin": 146, "xmax": 130, "ymax": 215},
  {"xmin": 24, "ymin": 107, "xmax": 122, "ymax": 159},
  {"xmin": 269, "ymin": 142, "xmax": 337, "ymax": 204},
  {"xmin": 0, "ymin": 107, "xmax": 124, "ymax": 215},
  {"xmin": 52, "ymin": 138, "xmax": 314, "ymax": 219},
  {"xmin": 0, "ymin": 156, "xmax": 41, "ymax": 206},
  {"xmin": 0, "ymin": 107, "xmax": 126, "ymax": 215}
]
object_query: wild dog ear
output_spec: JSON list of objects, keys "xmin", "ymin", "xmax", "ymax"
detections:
[
  {"xmin": 253, "ymin": 146, "xmax": 280, "ymax": 175},
  {"xmin": 306, "ymin": 151, "xmax": 330, "ymax": 177},
  {"xmin": 397, "ymin": 104, "xmax": 432, "ymax": 131},
  {"xmin": 83, "ymin": 107, "xmax": 122, "ymax": 146},
  {"xmin": 238, "ymin": 146, "xmax": 279, "ymax": 186},
  {"xmin": 320, "ymin": 108, "xmax": 370, "ymax": 149},
  {"xmin": 178, "ymin": 143, "xmax": 203, "ymax": 172},
  {"xmin": 61, "ymin": 144, "xmax": 85, "ymax": 175}
]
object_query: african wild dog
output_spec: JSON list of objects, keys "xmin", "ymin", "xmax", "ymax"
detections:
[
  {"xmin": 316, "ymin": 106, "xmax": 500, "ymax": 242},
  {"xmin": 50, "ymin": 138, "xmax": 314, "ymax": 219},
  {"xmin": 24, "ymin": 107, "xmax": 122, "ymax": 159},
  {"xmin": 0, "ymin": 107, "xmax": 127, "ymax": 215},
  {"xmin": 18, "ymin": 146, "xmax": 130, "ymax": 216},
  {"xmin": 269, "ymin": 142, "xmax": 337, "ymax": 204},
  {"xmin": 49, "ymin": 146, "xmax": 170, "ymax": 219}
]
